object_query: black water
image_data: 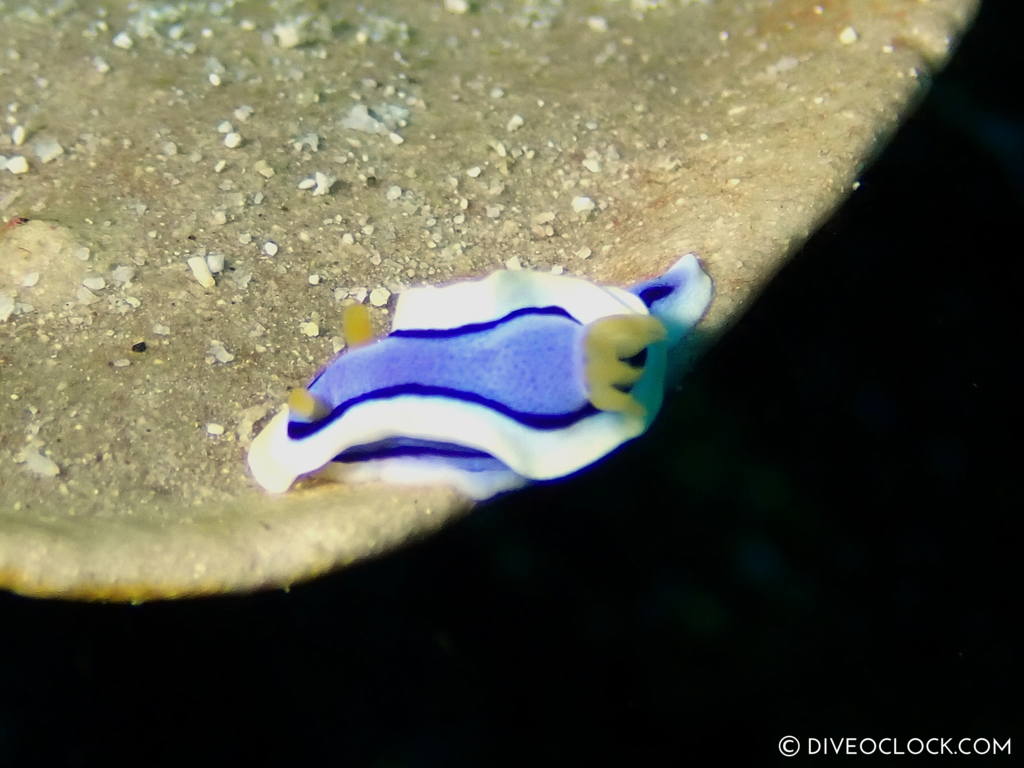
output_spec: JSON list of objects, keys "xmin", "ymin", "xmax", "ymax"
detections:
[{"xmin": 2, "ymin": 2, "xmax": 1020, "ymax": 764}]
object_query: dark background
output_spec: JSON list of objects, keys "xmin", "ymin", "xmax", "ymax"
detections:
[{"xmin": 2, "ymin": 2, "xmax": 1020, "ymax": 765}]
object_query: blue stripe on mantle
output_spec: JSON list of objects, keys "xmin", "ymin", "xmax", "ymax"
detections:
[{"xmin": 288, "ymin": 383, "xmax": 598, "ymax": 440}]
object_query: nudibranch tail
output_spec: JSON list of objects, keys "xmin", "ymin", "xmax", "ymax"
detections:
[{"xmin": 342, "ymin": 303, "xmax": 375, "ymax": 347}]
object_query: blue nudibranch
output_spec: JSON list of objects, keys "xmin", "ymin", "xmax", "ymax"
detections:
[{"xmin": 248, "ymin": 253, "xmax": 712, "ymax": 499}]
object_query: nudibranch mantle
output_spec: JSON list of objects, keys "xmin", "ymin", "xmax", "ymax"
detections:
[{"xmin": 248, "ymin": 254, "xmax": 712, "ymax": 499}]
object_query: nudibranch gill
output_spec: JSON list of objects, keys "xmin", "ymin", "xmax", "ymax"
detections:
[{"xmin": 248, "ymin": 253, "xmax": 712, "ymax": 499}]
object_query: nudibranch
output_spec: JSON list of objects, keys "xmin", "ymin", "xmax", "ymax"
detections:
[{"xmin": 248, "ymin": 254, "xmax": 712, "ymax": 499}]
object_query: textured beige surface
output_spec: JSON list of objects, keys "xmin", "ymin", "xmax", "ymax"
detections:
[{"xmin": 0, "ymin": 0, "xmax": 979, "ymax": 600}]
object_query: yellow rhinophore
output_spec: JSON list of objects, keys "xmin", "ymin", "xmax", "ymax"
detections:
[{"xmin": 342, "ymin": 304, "xmax": 375, "ymax": 347}]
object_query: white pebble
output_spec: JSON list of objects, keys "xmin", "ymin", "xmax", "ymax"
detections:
[
  {"xmin": 507, "ymin": 114, "xmax": 524, "ymax": 132},
  {"xmin": 369, "ymin": 287, "xmax": 391, "ymax": 307},
  {"xmin": 21, "ymin": 272, "xmax": 40, "ymax": 287},
  {"xmin": 6, "ymin": 155, "xmax": 28, "ymax": 174},
  {"xmin": 187, "ymin": 256, "xmax": 216, "ymax": 288},
  {"xmin": 504, "ymin": 256, "xmax": 522, "ymax": 271},
  {"xmin": 83, "ymin": 276, "xmax": 106, "ymax": 291},
  {"xmin": 313, "ymin": 172, "xmax": 335, "ymax": 196},
  {"xmin": 386, "ymin": 185, "xmax": 403, "ymax": 201},
  {"xmin": 33, "ymin": 137, "xmax": 64, "ymax": 163},
  {"xmin": 572, "ymin": 196, "xmax": 596, "ymax": 213},
  {"xmin": 224, "ymin": 132, "xmax": 243, "ymax": 149},
  {"xmin": 444, "ymin": 0, "xmax": 469, "ymax": 13},
  {"xmin": 341, "ymin": 104, "xmax": 379, "ymax": 133},
  {"xmin": 208, "ymin": 341, "xmax": 235, "ymax": 364},
  {"xmin": 112, "ymin": 266, "xmax": 136, "ymax": 283},
  {"xmin": 272, "ymin": 19, "xmax": 305, "ymax": 49},
  {"xmin": 23, "ymin": 447, "xmax": 60, "ymax": 477},
  {"xmin": 93, "ymin": 56, "xmax": 111, "ymax": 73},
  {"xmin": 112, "ymin": 32, "xmax": 134, "ymax": 49},
  {"xmin": 217, "ymin": 120, "xmax": 233, "ymax": 133},
  {"xmin": 838, "ymin": 26, "xmax": 859, "ymax": 44},
  {"xmin": 300, "ymin": 321, "xmax": 320, "ymax": 337},
  {"xmin": 12, "ymin": 125, "xmax": 26, "ymax": 146},
  {"xmin": 205, "ymin": 252, "xmax": 225, "ymax": 273},
  {"xmin": 206, "ymin": 423, "xmax": 225, "ymax": 436},
  {"xmin": 583, "ymin": 158, "xmax": 602, "ymax": 173},
  {"xmin": 208, "ymin": 73, "xmax": 222, "ymax": 87},
  {"xmin": 253, "ymin": 159, "xmax": 275, "ymax": 178},
  {"xmin": 308, "ymin": 274, "xmax": 321, "ymax": 285},
  {"xmin": 112, "ymin": 358, "xmax": 131, "ymax": 368},
  {"xmin": 466, "ymin": 166, "xmax": 482, "ymax": 178},
  {"xmin": 263, "ymin": 241, "xmax": 279, "ymax": 256}
]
